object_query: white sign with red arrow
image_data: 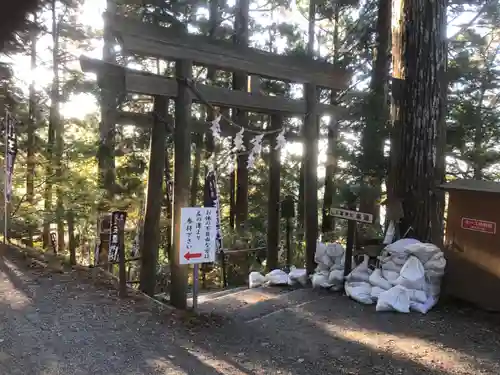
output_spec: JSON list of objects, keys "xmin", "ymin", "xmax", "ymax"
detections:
[{"xmin": 179, "ymin": 207, "xmax": 217, "ymax": 265}]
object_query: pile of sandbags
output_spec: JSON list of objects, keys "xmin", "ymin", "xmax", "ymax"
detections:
[
  {"xmin": 248, "ymin": 266, "xmax": 308, "ymax": 288},
  {"xmin": 311, "ymin": 241, "xmax": 347, "ymax": 291},
  {"xmin": 344, "ymin": 238, "xmax": 446, "ymax": 314}
]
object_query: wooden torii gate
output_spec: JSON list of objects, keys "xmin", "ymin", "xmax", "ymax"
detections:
[{"xmin": 81, "ymin": 12, "xmax": 351, "ymax": 308}]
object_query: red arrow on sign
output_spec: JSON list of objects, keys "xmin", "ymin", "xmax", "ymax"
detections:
[{"xmin": 184, "ymin": 252, "xmax": 202, "ymax": 261}]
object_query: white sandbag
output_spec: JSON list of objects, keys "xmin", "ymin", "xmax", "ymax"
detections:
[
  {"xmin": 330, "ymin": 262, "xmax": 344, "ymax": 271},
  {"xmin": 316, "ymin": 263, "xmax": 330, "ymax": 272},
  {"xmin": 265, "ymin": 269, "xmax": 289, "ymax": 286},
  {"xmin": 406, "ymin": 243, "xmax": 441, "ymax": 264},
  {"xmin": 328, "ymin": 268, "xmax": 344, "ymax": 291},
  {"xmin": 424, "ymin": 253, "xmax": 446, "ymax": 272},
  {"xmin": 345, "ymin": 282, "xmax": 373, "ymax": 305},
  {"xmin": 424, "ymin": 279, "xmax": 442, "ymax": 297},
  {"xmin": 326, "ymin": 243, "xmax": 344, "ymax": 258},
  {"xmin": 288, "ymin": 267, "xmax": 308, "ymax": 286},
  {"xmin": 382, "ymin": 269, "xmax": 400, "ymax": 284},
  {"xmin": 395, "ymin": 256, "xmax": 426, "ymax": 290},
  {"xmin": 375, "ymin": 285, "xmax": 411, "ymax": 313},
  {"xmin": 369, "ymin": 268, "xmax": 392, "ymax": 290},
  {"xmin": 410, "ymin": 295, "xmax": 438, "ymax": 314},
  {"xmin": 312, "ymin": 271, "xmax": 332, "ymax": 289},
  {"xmin": 370, "ymin": 286, "xmax": 386, "ymax": 301},
  {"xmin": 385, "ymin": 238, "xmax": 421, "ymax": 255},
  {"xmin": 328, "ymin": 269, "xmax": 344, "ymax": 284},
  {"xmin": 249, "ymin": 272, "xmax": 266, "ymax": 288},
  {"xmin": 314, "ymin": 242, "xmax": 333, "ymax": 268},
  {"xmin": 380, "ymin": 260, "xmax": 403, "ymax": 272},
  {"xmin": 407, "ymin": 289, "xmax": 427, "ymax": 303},
  {"xmin": 345, "ymin": 255, "xmax": 372, "ymax": 283}
]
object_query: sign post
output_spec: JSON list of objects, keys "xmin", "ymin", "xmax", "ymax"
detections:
[
  {"xmin": 50, "ymin": 232, "xmax": 57, "ymax": 254},
  {"xmin": 329, "ymin": 205, "xmax": 373, "ymax": 285},
  {"xmin": 180, "ymin": 207, "xmax": 217, "ymax": 311},
  {"xmin": 108, "ymin": 211, "xmax": 127, "ymax": 297}
]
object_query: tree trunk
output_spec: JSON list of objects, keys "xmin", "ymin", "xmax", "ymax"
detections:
[
  {"xmin": 190, "ymin": 134, "xmax": 202, "ymax": 206},
  {"xmin": 321, "ymin": 114, "xmax": 339, "ymax": 238},
  {"xmin": 473, "ymin": 89, "xmax": 486, "ymax": 180},
  {"xmin": 389, "ymin": 0, "xmax": 447, "ymax": 242},
  {"xmin": 43, "ymin": 1, "xmax": 60, "ymax": 249},
  {"xmin": 99, "ymin": 0, "xmax": 117, "ymax": 199},
  {"xmin": 170, "ymin": 60, "xmax": 192, "ymax": 309},
  {"xmin": 321, "ymin": 5, "xmax": 340, "ymax": 240},
  {"xmin": 233, "ymin": 0, "xmax": 249, "ymax": 234},
  {"xmin": 26, "ymin": 16, "xmax": 37, "ymax": 248},
  {"xmin": 359, "ymin": 0, "xmax": 391, "ymax": 229},
  {"xmin": 51, "ymin": 0, "xmax": 65, "ymax": 254},
  {"xmin": 67, "ymin": 210, "xmax": 76, "ymax": 265},
  {"xmin": 266, "ymin": 115, "xmax": 282, "ymax": 271},
  {"xmin": 163, "ymin": 140, "xmax": 173, "ymax": 258},
  {"xmin": 140, "ymin": 96, "xmax": 167, "ymax": 296}
]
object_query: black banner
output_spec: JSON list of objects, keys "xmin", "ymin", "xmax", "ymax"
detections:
[
  {"xmin": 50, "ymin": 232, "xmax": 57, "ymax": 253},
  {"xmin": 204, "ymin": 170, "xmax": 222, "ymax": 253},
  {"xmin": 2, "ymin": 111, "xmax": 17, "ymax": 203},
  {"xmin": 108, "ymin": 211, "xmax": 127, "ymax": 262}
]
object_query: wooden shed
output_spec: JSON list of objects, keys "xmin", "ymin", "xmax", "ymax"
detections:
[{"xmin": 440, "ymin": 179, "xmax": 500, "ymax": 311}]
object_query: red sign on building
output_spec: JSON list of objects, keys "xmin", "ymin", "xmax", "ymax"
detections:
[{"xmin": 461, "ymin": 217, "xmax": 496, "ymax": 234}]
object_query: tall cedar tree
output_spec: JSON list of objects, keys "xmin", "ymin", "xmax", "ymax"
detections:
[{"xmin": 389, "ymin": 0, "xmax": 447, "ymax": 243}]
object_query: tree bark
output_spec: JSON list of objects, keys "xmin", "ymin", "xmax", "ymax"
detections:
[
  {"xmin": 359, "ymin": 0, "xmax": 391, "ymax": 228},
  {"xmin": 170, "ymin": 60, "xmax": 192, "ymax": 309},
  {"xmin": 233, "ymin": 0, "xmax": 249, "ymax": 233},
  {"xmin": 67, "ymin": 210, "xmax": 76, "ymax": 265},
  {"xmin": 163, "ymin": 140, "xmax": 173, "ymax": 258},
  {"xmin": 140, "ymin": 96, "xmax": 167, "ymax": 296},
  {"xmin": 53, "ymin": 0, "xmax": 64, "ymax": 254},
  {"xmin": 473, "ymin": 88, "xmax": 486, "ymax": 180},
  {"xmin": 99, "ymin": 0, "xmax": 117, "ymax": 200},
  {"xmin": 43, "ymin": 0, "xmax": 59, "ymax": 249},
  {"xmin": 389, "ymin": 0, "xmax": 447, "ymax": 242},
  {"xmin": 304, "ymin": 0, "xmax": 319, "ymax": 274},
  {"xmin": 321, "ymin": 5, "xmax": 340, "ymax": 239},
  {"xmin": 26, "ymin": 16, "xmax": 37, "ymax": 248},
  {"xmin": 190, "ymin": 134, "xmax": 202, "ymax": 206},
  {"xmin": 266, "ymin": 115, "xmax": 282, "ymax": 271}
]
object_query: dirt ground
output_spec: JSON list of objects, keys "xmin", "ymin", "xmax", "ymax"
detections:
[{"xmin": 0, "ymin": 248, "xmax": 499, "ymax": 375}]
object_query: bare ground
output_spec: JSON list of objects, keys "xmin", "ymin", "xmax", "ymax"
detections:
[{"xmin": 0, "ymin": 248, "xmax": 499, "ymax": 375}]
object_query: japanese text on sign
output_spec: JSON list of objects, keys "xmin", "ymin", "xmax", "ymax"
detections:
[
  {"xmin": 180, "ymin": 207, "xmax": 217, "ymax": 265},
  {"xmin": 108, "ymin": 211, "xmax": 127, "ymax": 262},
  {"xmin": 461, "ymin": 217, "xmax": 496, "ymax": 234},
  {"xmin": 329, "ymin": 207, "xmax": 373, "ymax": 224}
]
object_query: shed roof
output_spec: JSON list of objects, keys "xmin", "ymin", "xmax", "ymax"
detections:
[{"xmin": 440, "ymin": 179, "xmax": 500, "ymax": 194}]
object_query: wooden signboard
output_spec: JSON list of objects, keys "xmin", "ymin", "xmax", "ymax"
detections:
[
  {"xmin": 461, "ymin": 217, "xmax": 496, "ymax": 234},
  {"xmin": 330, "ymin": 207, "xmax": 373, "ymax": 224}
]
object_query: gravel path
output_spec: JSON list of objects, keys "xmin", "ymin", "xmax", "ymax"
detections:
[{"xmin": 0, "ymin": 251, "xmax": 499, "ymax": 375}]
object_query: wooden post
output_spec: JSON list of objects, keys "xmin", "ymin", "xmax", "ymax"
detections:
[
  {"xmin": 304, "ymin": 82, "xmax": 319, "ymax": 275},
  {"xmin": 343, "ymin": 197, "xmax": 357, "ymax": 279},
  {"xmin": 67, "ymin": 211, "xmax": 76, "ymax": 265},
  {"xmin": 281, "ymin": 195, "xmax": 295, "ymax": 270},
  {"xmin": 171, "ymin": 60, "xmax": 193, "ymax": 309},
  {"xmin": 139, "ymin": 95, "xmax": 167, "ymax": 296},
  {"xmin": 118, "ymin": 214, "xmax": 127, "ymax": 298},
  {"xmin": 266, "ymin": 114, "xmax": 282, "ymax": 271}
]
